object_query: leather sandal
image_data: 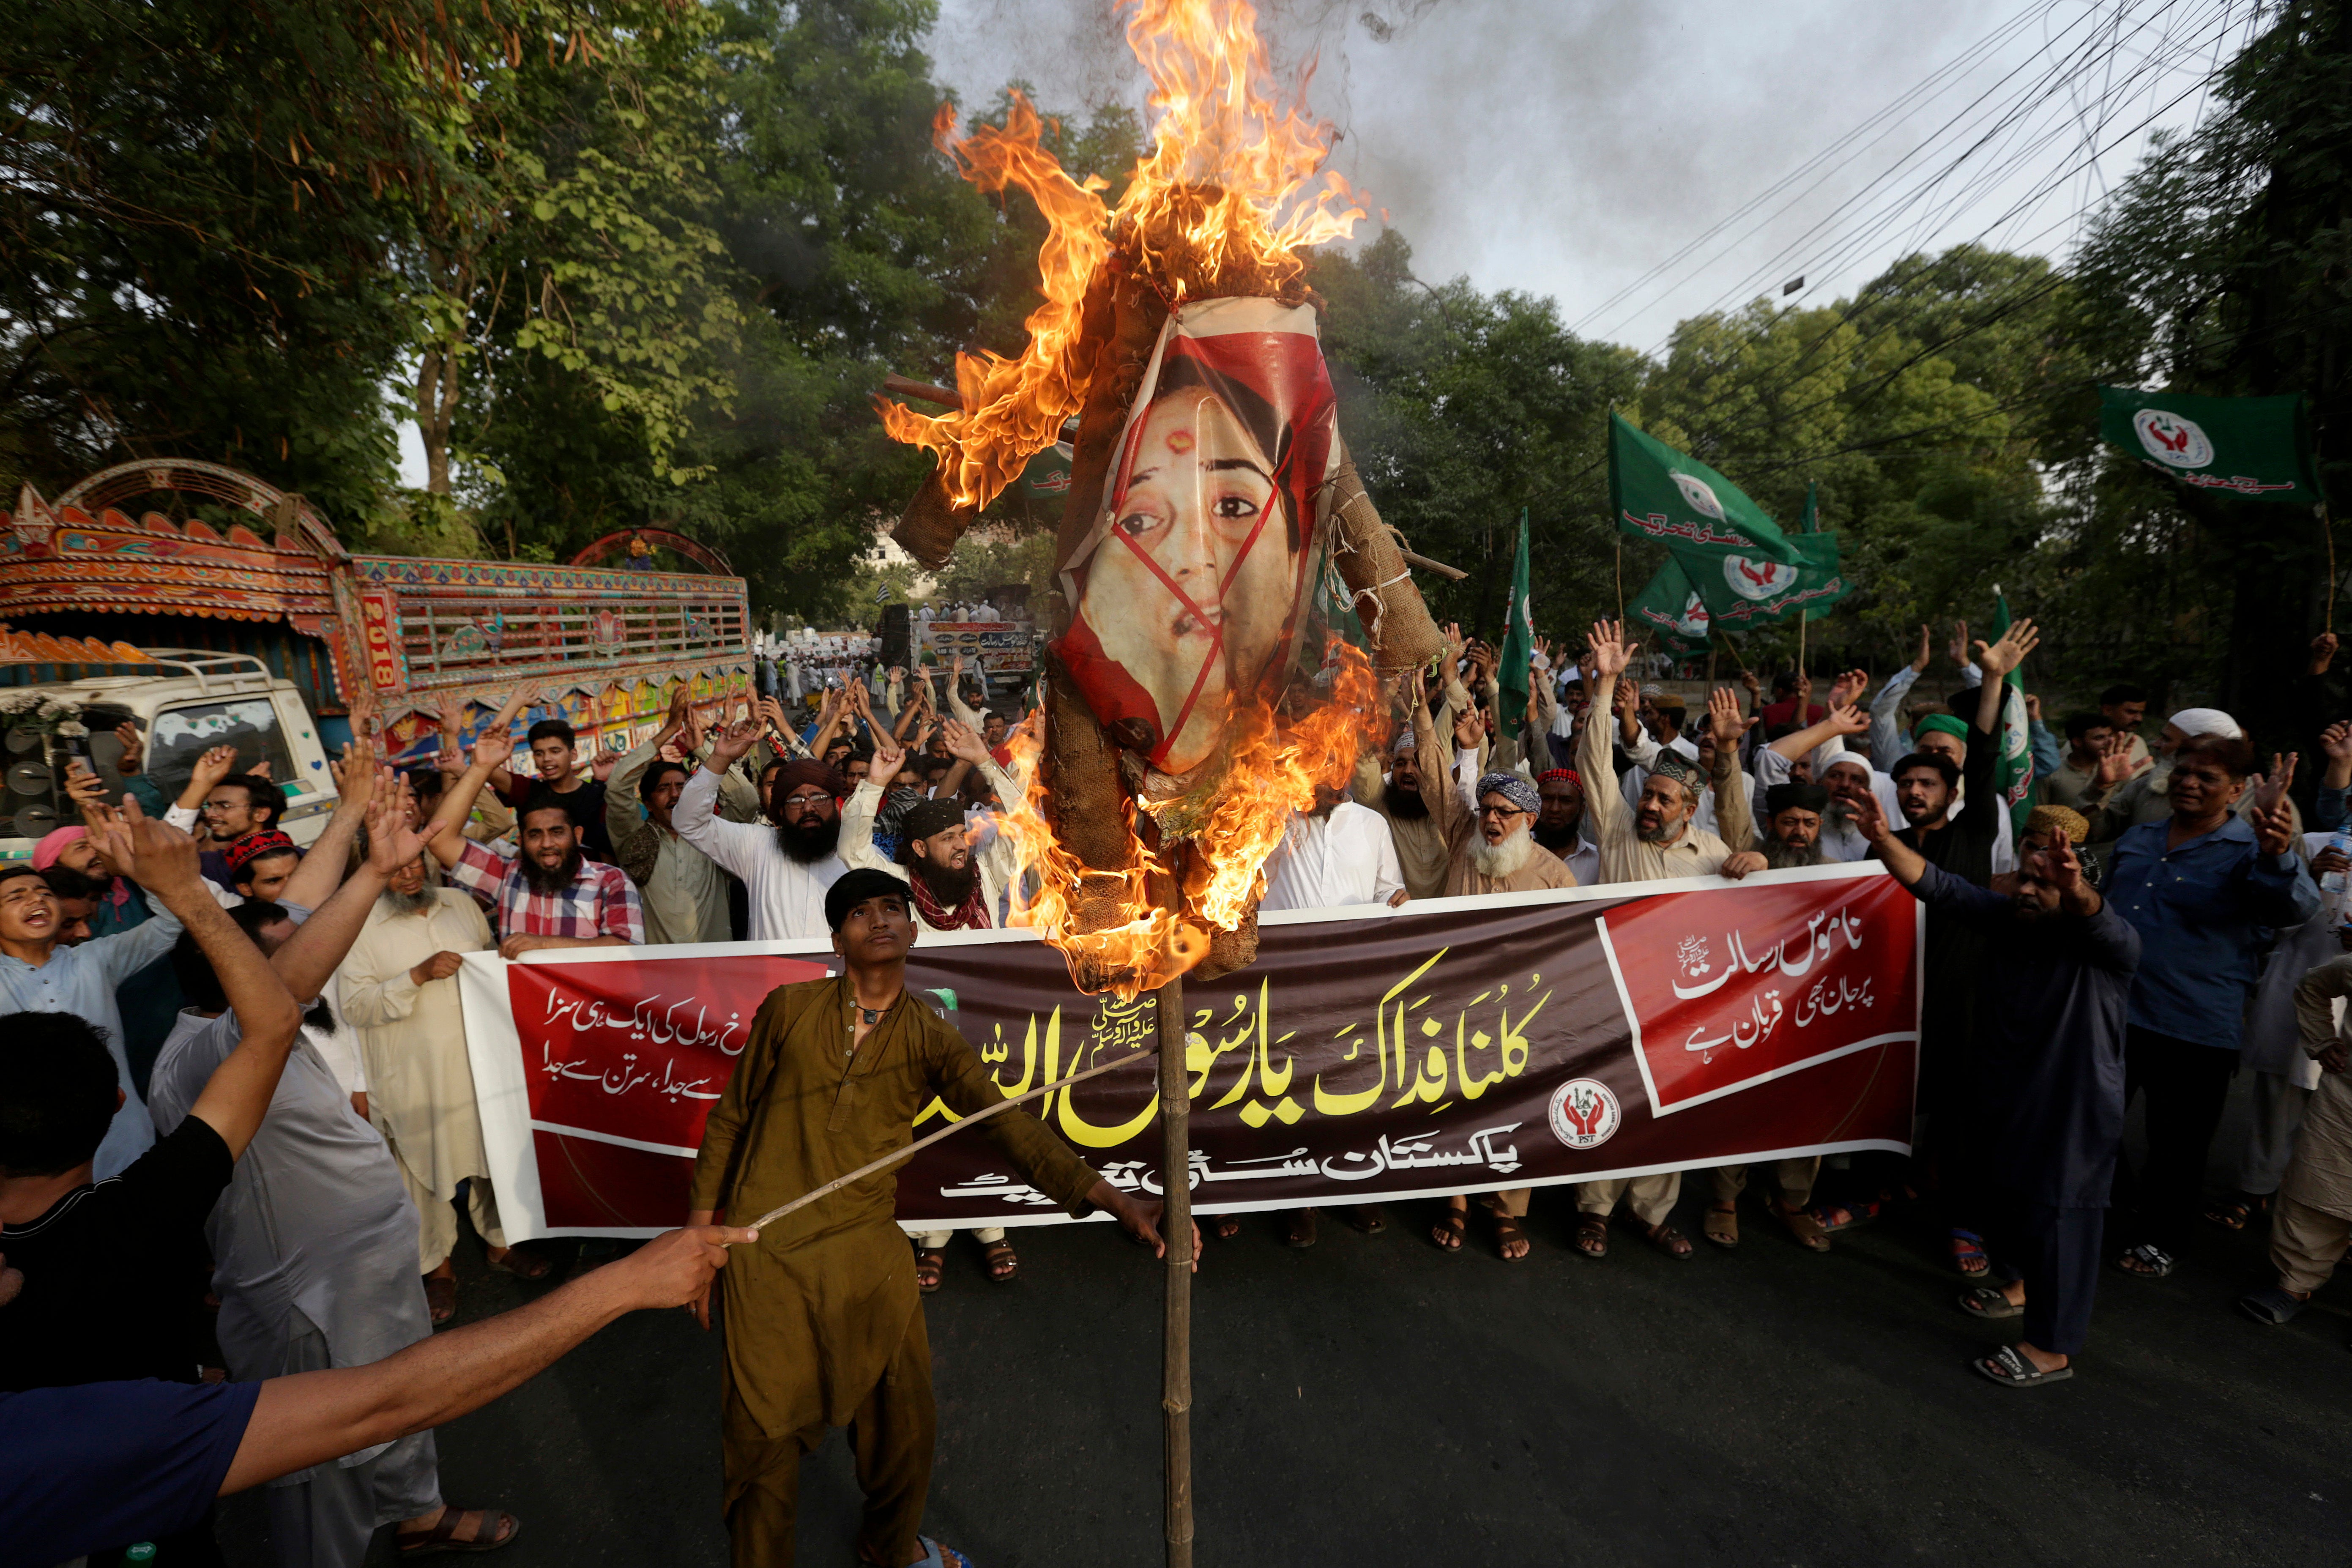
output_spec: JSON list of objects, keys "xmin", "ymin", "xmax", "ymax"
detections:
[
  {"xmin": 981, "ymin": 1238, "xmax": 1019, "ymax": 1283},
  {"xmin": 395, "ymin": 1507, "xmax": 520, "ymax": 1555},
  {"xmin": 914, "ymin": 1247, "xmax": 946, "ymax": 1293},
  {"xmin": 1702, "ymin": 1204, "xmax": 1739, "ymax": 1248}
]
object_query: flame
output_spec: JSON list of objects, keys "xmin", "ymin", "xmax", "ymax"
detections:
[
  {"xmin": 999, "ymin": 639, "xmax": 1388, "ymax": 999},
  {"xmin": 878, "ymin": 0, "xmax": 1365, "ymax": 513}
]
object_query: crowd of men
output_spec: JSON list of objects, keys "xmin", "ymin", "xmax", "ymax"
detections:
[{"xmin": 8, "ymin": 609, "xmax": 2352, "ymax": 1560}]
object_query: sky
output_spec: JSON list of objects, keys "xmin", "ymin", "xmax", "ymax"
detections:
[
  {"xmin": 922, "ymin": 0, "xmax": 2264, "ymax": 352},
  {"xmin": 398, "ymin": 0, "xmax": 2262, "ymax": 484}
]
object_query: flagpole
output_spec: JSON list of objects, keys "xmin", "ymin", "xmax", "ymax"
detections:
[
  {"xmin": 1614, "ymin": 537, "xmax": 1625, "ymax": 624},
  {"xmin": 2322, "ymin": 500, "xmax": 2337, "ymax": 636}
]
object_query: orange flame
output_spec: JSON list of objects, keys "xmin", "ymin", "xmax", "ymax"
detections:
[
  {"xmin": 999, "ymin": 639, "xmax": 1389, "ymax": 999},
  {"xmin": 877, "ymin": 0, "xmax": 1365, "ymax": 513}
]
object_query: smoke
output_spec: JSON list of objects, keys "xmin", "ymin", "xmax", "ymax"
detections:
[{"xmin": 924, "ymin": 1, "xmax": 2212, "ymax": 348}]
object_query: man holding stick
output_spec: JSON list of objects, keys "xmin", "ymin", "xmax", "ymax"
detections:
[{"xmin": 685, "ymin": 867, "xmax": 1183, "ymax": 1568}]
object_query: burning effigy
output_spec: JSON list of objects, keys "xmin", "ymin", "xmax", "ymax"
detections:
[{"xmin": 879, "ymin": 0, "xmax": 1446, "ymax": 997}]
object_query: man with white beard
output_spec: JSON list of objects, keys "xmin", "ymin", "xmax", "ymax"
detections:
[
  {"xmin": 1573, "ymin": 620, "xmax": 1766, "ymax": 1264},
  {"xmin": 1401, "ymin": 676, "xmax": 1574, "ymax": 1262}
]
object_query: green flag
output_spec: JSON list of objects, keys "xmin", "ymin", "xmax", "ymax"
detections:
[
  {"xmin": 2096, "ymin": 387, "xmax": 2321, "ymax": 506},
  {"xmin": 1497, "ymin": 509, "xmax": 1534, "ymax": 714},
  {"xmin": 1626, "ymin": 554, "xmax": 1714, "ymax": 652},
  {"xmin": 1609, "ymin": 412, "xmax": 1802, "ymax": 566},
  {"xmin": 1988, "ymin": 589, "xmax": 2033, "ymax": 837},
  {"xmin": 1683, "ymin": 531, "xmax": 1849, "ymax": 630},
  {"xmin": 1798, "ymin": 479, "xmax": 1819, "ymax": 533}
]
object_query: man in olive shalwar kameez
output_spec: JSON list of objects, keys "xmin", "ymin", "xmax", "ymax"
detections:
[{"xmin": 686, "ymin": 867, "xmax": 1176, "ymax": 1568}]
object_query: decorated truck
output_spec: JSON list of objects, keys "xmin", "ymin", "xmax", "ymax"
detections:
[{"xmin": 0, "ymin": 459, "xmax": 753, "ymax": 860}]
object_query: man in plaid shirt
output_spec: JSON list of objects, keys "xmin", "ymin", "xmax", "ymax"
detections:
[{"xmin": 428, "ymin": 724, "xmax": 642, "ymax": 955}]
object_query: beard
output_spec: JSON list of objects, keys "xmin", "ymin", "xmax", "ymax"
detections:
[
  {"xmin": 380, "ymin": 884, "xmax": 438, "ymax": 918},
  {"xmin": 1467, "ymin": 823, "xmax": 1534, "ymax": 880},
  {"xmin": 1532, "ymin": 818, "xmax": 1581, "ymax": 853},
  {"xmin": 912, "ymin": 853, "xmax": 980, "ymax": 907},
  {"xmin": 1635, "ymin": 810, "xmax": 1689, "ymax": 846},
  {"xmin": 1385, "ymin": 783, "xmax": 1429, "ymax": 820},
  {"xmin": 774, "ymin": 813, "xmax": 842, "ymax": 865},
  {"xmin": 1764, "ymin": 837, "xmax": 1822, "ymax": 870},
  {"xmin": 1824, "ymin": 797, "xmax": 1859, "ymax": 832},
  {"xmin": 520, "ymin": 846, "xmax": 585, "ymax": 896}
]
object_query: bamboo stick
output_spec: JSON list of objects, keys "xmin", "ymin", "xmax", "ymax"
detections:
[
  {"xmin": 744, "ymin": 1053, "xmax": 1136, "ymax": 1234},
  {"xmin": 1159, "ymin": 974, "xmax": 1195, "ymax": 1568}
]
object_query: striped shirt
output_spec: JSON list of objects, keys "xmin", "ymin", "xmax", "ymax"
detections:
[{"xmin": 448, "ymin": 839, "xmax": 643, "ymax": 944}]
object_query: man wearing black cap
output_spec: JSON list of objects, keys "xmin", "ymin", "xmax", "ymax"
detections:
[
  {"xmin": 1759, "ymin": 780, "xmax": 1829, "ymax": 870},
  {"xmin": 676, "ymin": 718, "xmax": 849, "ymax": 941},
  {"xmin": 684, "ymin": 869, "xmax": 1180, "ymax": 1568}
]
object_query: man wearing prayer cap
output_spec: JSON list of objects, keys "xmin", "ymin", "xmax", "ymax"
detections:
[
  {"xmin": 676, "ymin": 720, "xmax": 849, "ymax": 941},
  {"xmin": 686, "ymin": 867, "xmax": 1179, "ymax": 1568},
  {"xmin": 1576, "ymin": 621, "xmax": 1767, "ymax": 1261},
  {"xmin": 2083, "ymin": 705, "xmax": 2256, "ymax": 842},
  {"xmin": 1348, "ymin": 711, "xmax": 1452, "ymax": 900},
  {"xmin": 1393, "ymin": 680, "xmax": 1578, "ymax": 1262},
  {"xmin": 832, "ymin": 722, "xmax": 1030, "ymax": 1288}
]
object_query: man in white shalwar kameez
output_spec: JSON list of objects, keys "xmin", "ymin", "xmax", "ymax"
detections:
[{"xmin": 337, "ymin": 852, "xmax": 515, "ymax": 1299}]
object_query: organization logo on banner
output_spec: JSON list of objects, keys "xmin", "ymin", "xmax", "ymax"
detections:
[
  {"xmin": 2133, "ymin": 408, "xmax": 2215, "ymax": 468},
  {"xmin": 1671, "ymin": 471, "xmax": 1727, "ymax": 520},
  {"xmin": 1673, "ymin": 591, "xmax": 1711, "ymax": 638},
  {"xmin": 1723, "ymin": 555, "xmax": 1797, "ymax": 601},
  {"xmin": 1548, "ymin": 1078, "xmax": 1621, "ymax": 1149}
]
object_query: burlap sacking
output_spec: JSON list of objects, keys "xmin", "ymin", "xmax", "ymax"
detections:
[
  {"xmin": 1041, "ymin": 651, "xmax": 1139, "ymax": 877},
  {"xmin": 893, "ymin": 464, "xmax": 979, "ymax": 572},
  {"xmin": 1327, "ymin": 453, "xmax": 1441, "ymax": 671}
]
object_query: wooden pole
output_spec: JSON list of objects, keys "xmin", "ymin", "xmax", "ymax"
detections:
[
  {"xmin": 2323, "ymin": 500, "xmax": 2338, "ymax": 636},
  {"xmin": 1614, "ymin": 537, "xmax": 1625, "ymax": 624},
  {"xmin": 1796, "ymin": 610, "xmax": 1808, "ymax": 706},
  {"xmin": 1157, "ymin": 974, "xmax": 1195, "ymax": 1567}
]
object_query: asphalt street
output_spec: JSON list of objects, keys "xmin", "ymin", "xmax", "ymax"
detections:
[{"xmin": 217, "ymin": 1078, "xmax": 2352, "ymax": 1568}]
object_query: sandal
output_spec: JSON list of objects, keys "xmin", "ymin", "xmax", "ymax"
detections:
[
  {"xmin": 1285, "ymin": 1208, "xmax": 1319, "ymax": 1249},
  {"xmin": 2205, "ymin": 1195, "xmax": 2265, "ymax": 1232},
  {"xmin": 1959, "ymin": 1285, "xmax": 2023, "ymax": 1319},
  {"xmin": 485, "ymin": 1245, "xmax": 552, "ymax": 1281},
  {"xmin": 1645, "ymin": 1222, "xmax": 1694, "ymax": 1261},
  {"xmin": 1211, "ymin": 1214, "xmax": 1242, "ymax": 1240},
  {"xmin": 982, "ymin": 1238, "xmax": 1019, "ymax": 1284},
  {"xmin": 2237, "ymin": 1286, "xmax": 2308, "ymax": 1324},
  {"xmin": 915, "ymin": 1247, "xmax": 946, "ymax": 1294},
  {"xmin": 1949, "ymin": 1229, "xmax": 1990, "ymax": 1278},
  {"xmin": 395, "ymin": 1506, "xmax": 520, "ymax": 1555},
  {"xmin": 2114, "ymin": 1243, "xmax": 2174, "ymax": 1279},
  {"xmin": 1702, "ymin": 1204, "xmax": 1739, "ymax": 1249},
  {"xmin": 1344, "ymin": 1204, "xmax": 1389, "ymax": 1235},
  {"xmin": 1574, "ymin": 1212, "xmax": 1609, "ymax": 1259},
  {"xmin": 1775, "ymin": 1201, "xmax": 1830, "ymax": 1253},
  {"xmin": 423, "ymin": 1271, "xmax": 457, "ymax": 1326},
  {"xmin": 1492, "ymin": 1211, "xmax": 1531, "ymax": 1262},
  {"xmin": 1811, "ymin": 1196, "xmax": 1881, "ymax": 1234},
  {"xmin": 1971, "ymin": 1345, "xmax": 2071, "ymax": 1388},
  {"xmin": 1430, "ymin": 1205, "xmax": 1467, "ymax": 1253},
  {"xmin": 910, "ymin": 1538, "xmax": 974, "ymax": 1568}
]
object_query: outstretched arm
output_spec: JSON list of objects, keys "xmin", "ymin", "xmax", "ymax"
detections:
[
  {"xmin": 428, "ymin": 728, "xmax": 516, "ymax": 870},
  {"xmin": 279, "ymin": 738, "xmax": 378, "ymax": 912},
  {"xmin": 271, "ymin": 777, "xmax": 420, "ymax": 1005},
  {"xmin": 223, "ymin": 1226, "xmax": 752, "ymax": 1496}
]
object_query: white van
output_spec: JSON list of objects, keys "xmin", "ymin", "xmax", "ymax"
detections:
[{"xmin": 1, "ymin": 649, "xmax": 339, "ymax": 862}]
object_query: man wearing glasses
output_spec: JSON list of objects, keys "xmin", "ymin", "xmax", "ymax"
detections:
[{"xmin": 676, "ymin": 720, "xmax": 849, "ymax": 941}]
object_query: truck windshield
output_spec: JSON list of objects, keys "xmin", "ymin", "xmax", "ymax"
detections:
[{"xmin": 149, "ymin": 698, "xmax": 298, "ymax": 803}]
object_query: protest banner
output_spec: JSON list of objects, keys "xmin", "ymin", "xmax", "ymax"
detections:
[{"xmin": 458, "ymin": 862, "xmax": 1921, "ymax": 1240}]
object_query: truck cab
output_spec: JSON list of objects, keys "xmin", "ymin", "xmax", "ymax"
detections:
[{"xmin": 0, "ymin": 649, "xmax": 338, "ymax": 862}]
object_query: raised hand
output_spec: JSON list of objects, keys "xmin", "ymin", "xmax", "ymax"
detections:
[
  {"xmin": 1708, "ymin": 686, "xmax": 1743, "ymax": 748},
  {"xmin": 939, "ymin": 718, "xmax": 990, "ymax": 766},
  {"xmin": 2323, "ymin": 720, "xmax": 2352, "ymax": 764},
  {"xmin": 1442, "ymin": 621, "xmax": 1465, "ymax": 673},
  {"xmin": 63, "ymin": 760, "xmax": 110, "ymax": 820},
  {"xmin": 1737, "ymin": 668, "xmax": 1761, "ymax": 698},
  {"xmin": 1848, "ymin": 789, "xmax": 1896, "ymax": 845},
  {"xmin": 1452, "ymin": 704, "xmax": 1483, "ymax": 750},
  {"xmin": 590, "ymin": 746, "xmax": 621, "ymax": 783},
  {"xmin": 1824, "ymin": 701, "xmax": 1870, "ymax": 737},
  {"xmin": 1827, "ymin": 668, "xmax": 1870, "ymax": 709},
  {"xmin": 364, "ymin": 769, "xmax": 429, "ymax": 874},
  {"xmin": 471, "ymin": 723, "xmax": 517, "ymax": 774},
  {"xmin": 1947, "ymin": 621, "xmax": 1970, "ymax": 669},
  {"xmin": 2252, "ymin": 787, "xmax": 2298, "ymax": 858},
  {"xmin": 2256, "ymin": 751, "xmax": 2300, "ymax": 813},
  {"xmin": 107, "ymin": 797, "xmax": 204, "ymax": 897},
  {"xmin": 190, "ymin": 744, "xmax": 238, "ymax": 796},
  {"xmin": 1586, "ymin": 619, "xmax": 1634, "ymax": 680},
  {"xmin": 112, "ymin": 720, "xmax": 144, "ymax": 774},
  {"xmin": 2094, "ymin": 732, "xmax": 2139, "ymax": 789},
  {"xmin": 1973, "ymin": 616, "xmax": 2038, "ymax": 679},
  {"xmin": 1912, "ymin": 623, "xmax": 1933, "ymax": 673},
  {"xmin": 708, "ymin": 717, "xmax": 761, "ymax": 768},
  {"xmin": 869, "ymin": 727, "xmax": 907, "ymax": 783}
]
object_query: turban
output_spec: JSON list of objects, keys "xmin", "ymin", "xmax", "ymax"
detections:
[
  {"xmin": 1912, "ymin": 713, "xmax": 1970, "ymax": 743},
  {"xmin": 898, "ymin": 796, "xmax": 967, "ymax": 845},
  {"xmin": 1474, "ymin": 772, "xmax": 1540, "ymax": 815},
  {"xmin": 1765, "ymin": 782, "xmax": 1829, "ymax": 818},
  {"xmin": 30, "ymin": 826, "xmax": 86, "ymax": 871},
  {"xmin": 227, "ymin": 830, "xmax": 299, "ymax": 873},
  {"xmin": 2027, "ymin": 804, "xmax": 2089, "ymax": 846},
  {"xmin": 771, "ymin": 758, "xmax": 849, "ymax": 800},
  {"xmin": 2167, "ymin": 706, "xmax": 2243, "ymax": 740},
  {"xmin": 826, "ymin": 866, "xmax": 913, "ymax": 932},
  {"xmin": 1649, "ymin": 750, "xmax": 1704, "ymax": 793},
  {"xmin": 1391, "ymin": 729, "xmax": 1417, "ymax": 755}
]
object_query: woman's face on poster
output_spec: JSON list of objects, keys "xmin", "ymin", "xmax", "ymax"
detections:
[{"xmin": 1083, "ymin": 386, "xmax": 1301, "ymax": 773}]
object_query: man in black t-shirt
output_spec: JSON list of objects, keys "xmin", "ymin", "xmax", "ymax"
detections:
[
  {"xmin": 489, "ymin": 716, "xmax": 614, "ymax": 861},
  {"xmin": 0, "ymin": 799, "xmax": 304, "ymax": 1396}
]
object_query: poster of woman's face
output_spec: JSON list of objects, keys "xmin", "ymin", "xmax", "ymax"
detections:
[{"xmin": 1055, "ymin": 299, "xmax": 1337, "ymax": 777}]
